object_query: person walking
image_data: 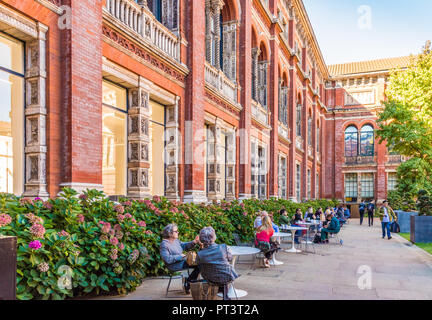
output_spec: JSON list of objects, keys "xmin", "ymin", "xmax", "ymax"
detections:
[
  {"xmin": 359, "ymin": 201, "xmax": 366, "ymax": 225},
  {"xmin": 367, "ymin": 202, "xmax": 375, "ymax": 227},
  {"xmin": 378, "ymin": 200, "xmax": 397, "ymax": 240}
]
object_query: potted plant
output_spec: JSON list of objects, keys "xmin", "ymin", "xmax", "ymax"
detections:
[{"xmin": 410, "ymin": 190, "xmax": 432, "ymax": 243}]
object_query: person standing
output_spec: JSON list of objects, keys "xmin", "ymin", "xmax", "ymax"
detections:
[
  {"xmin": 359, "ymin": 201, "xmax": 366, "ymax": 225},
  {"xmin": 378, "ymin": 201, "xmax": 397, "ymax": 240},
  {"xmin": 367, "ymin": 202, "xmax": 375, "ymax": 227}
]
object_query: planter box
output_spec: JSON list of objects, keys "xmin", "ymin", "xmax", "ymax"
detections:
[
  {"xmin": 396, "ymin": 210, "xmax": 418, "ymax": 233},
  {"xmin": 0, "ymin": 236, "xmax": 17, "ymax": 300},
  {"xmin": 410, "ymin": 215, "xmax": 432, "ymax": 244}
]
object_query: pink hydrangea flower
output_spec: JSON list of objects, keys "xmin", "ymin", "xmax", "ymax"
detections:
[
  {"xmin": 153, "ymin": 195, "xmax": 161, "ymax": 203},
  {"xmin": 0, "ymin": 213, "xmax": 12, "ymax": 227},
  {"xmin": 116, "ymin": 230, "xmax": 124, "ymax": 240},
  {"xmin": 99, "ymin": 235, "xmax": 108, "ymax": 241},
  {"xmin": 125, "ymin": 213, "xmax": 132, "ymax": 219},
  {"xmin": 117, "ymin": 214, "xmax": 125, "ymax": 222},
  {"xmin": 122, "ymin": 201, "xmax": 132, "ymax": 206},
  {"xmin": 114, "ymin": 204, "xmax": 124, "ymax": 214},
  {"xmin": 77, "ymin": 214, "xmax": 85, "ymax": 223},
  {"xmin": 43, "ymin": 201, "xmax": 53, "ymax": 210},
  {"xmin": 118, "ymin": 242, "xmax": 125, "ymax": 250},
  {"xmin": 109, "ymin": 229, "xmax": 115, "ymax": 237},
  {"xmin": 57, "ymin": 230, "xmax": 70, "ymax": 238},
  {"xmin": 30, "ymin": 223, "xmax": 46, "ymax": 238},
  {"xmin": 20, "ymin": 198, "xmax": 34, "ymax": 206},
  {"xmin": 79, "ymin": 194, "xmax": 87, "ymax": 200},
  {"xmin": 145, "ymin": 230, "xmax": 153, "ymax": 235},
  {"xmin": 138, "ymin": 221, "xmax": 146, "ymax": 228},
  {"xmin": 29, "ymin": 240, "xmax": 42, "ymax": 250},
  {"xmin": 110, "ymin": 237, "xmax": 119, "ymax": 246},
  {"xmin": 243, "ymin": 212, "xmax": 247, "ymax": 216},
  {"xmin": 114, "ymin": 224, "xmax": 122, "ymax": 231},
  {"xmin": 25, "ymin": 213, "xmax": 43, "ymax": 225},
  {"xmin": 37, "ymin": 262, "xmax": 49, "ymax": 273}
]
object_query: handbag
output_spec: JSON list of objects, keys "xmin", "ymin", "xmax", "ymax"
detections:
[
  {"xmin": 185, "ymin": 251, "xmax": 198, "ymax": 266},
  {"xmin": 256, "ymin": 240, "xmax": 271, "ymax": 252},
  {"xmin": 390, "ymin": 222, "xmax": 400, "ymax": 233}
]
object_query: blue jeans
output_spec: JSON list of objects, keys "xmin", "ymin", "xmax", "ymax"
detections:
[{"xmin": 382, "ymin": 222, "xmax": 391, "ymax": 239}]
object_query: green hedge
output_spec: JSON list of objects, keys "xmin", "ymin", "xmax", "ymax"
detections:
[{"xmin": 0, "ymin": 188, "xmax": 337, "ymax": 300}]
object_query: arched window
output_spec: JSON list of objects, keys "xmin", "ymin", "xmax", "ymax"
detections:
[
  {"xmin": 360, "ymin": 125, "xmax": 374, "ymax": 156},
  {"xmin": 278, "ymin": 78, "xmax": 288, "ymax": 125},
  {"xmin": 307, "ymin": 116, "xmax": 313, "ymax": 146},
  {"xmin": 296, "ymin": 96, "xmax": 302, "ymax": 137},
  {"xmin": 344, "ymin": 126, "xmax": 358, "ymax": 157}
]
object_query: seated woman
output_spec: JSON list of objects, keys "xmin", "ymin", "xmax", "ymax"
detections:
[
  {"xmin": 320, "ymin": 213, "xmax": 341, "ymax": 243},
  {"xmin": 305, "ymin": 207, "xmax": 315, "ymax": 220},
  {"xmin": 291, "ymin": 209, "xmax": 306, "ymax": 244},
  {"xmin": 160, "ymin": 223, "xmax": 200, "ymax": 294},
  {"xmin": 255, "ymin": 216, "xmax": 279, "ymax": 268},
  {"xmin": 279, "ymin": 208, "xmax": 290, "ymax": 227},
  {"xmin": 196, "ymin": 227, "xmax": 238, "ymax": 300}
]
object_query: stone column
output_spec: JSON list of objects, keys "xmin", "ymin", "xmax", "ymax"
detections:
[
  {"xmin": 23, "ymin": 23, "xmax": 49, "ymax": 198},
  {"xmin": 165, "ymin": 97, "xmax": 181, "ymax": 201},
  {"xmin": 127, "ymin": 80, "xmax": 151, "ymax": 199}
]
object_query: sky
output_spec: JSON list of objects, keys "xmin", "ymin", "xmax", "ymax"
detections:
[{"xmin": 303, "ymin": 0, "xmax": 432, "ymax": 65}]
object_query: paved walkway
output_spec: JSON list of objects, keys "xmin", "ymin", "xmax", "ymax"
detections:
[{"xmin": 92, "ymin": 219, "xmax": 432, "ymax": 300}]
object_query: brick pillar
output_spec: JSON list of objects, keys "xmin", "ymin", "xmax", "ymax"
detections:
[
  {"xmin": 184, "ymin": 0, "xmax": 207, "ymax": 203},
  {"xmin": 288, "ymin": 67, "xmax": 297, "ymax": 201},
  {"xmin": 238, "ymin": 0, "xmax": 252, "ymax": 199},
  {"xmin": 59, "ymin": 0, "xmax": 103, "ymax": 194},
  {"xmin": 302, "ymin": 87, "xmax": 308, "ymax": 201},
  {"xmin": 269, "ymin": 36, "xmax": 279, "ymax": 198},
  {"xmin": 376, "ymin": 135, "xmax": 387, "ymax": 203},
  {"xmin": 312, "ymin": 101, "xmax": 317, "ymax": 198}
]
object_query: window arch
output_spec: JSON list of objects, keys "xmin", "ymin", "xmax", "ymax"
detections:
[
  {"xmin": 344, "ymin": 126, "xmax": 358, "ymax": 157},
  {"xmin": 360, "ymin": 124, "xmax": 374, "ymax": 156}
]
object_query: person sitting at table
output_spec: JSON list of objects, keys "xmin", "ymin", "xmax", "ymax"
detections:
[
  {"xmin": 320, "ymin": 212, "xmax": 341, "ymax": 243},
  {"xmin": 305, "ymin": 207, "xmax": 315, "ymax": 220},
  {"xmin": 279, "ymin": 209, "xmax": 290, "ymax": 226},
  {"xmin": 254, "ymin": 211, "xmax": 268, "ymax": 229},
  {"xmin": 160, "ymin": 223, "xmax": 201, "ymax": 294},
  {"xmin": 196, "ymin": 227, "xmax": 238, "ymax": 300},
  {"xmin": 291, "ymin": 209, "xmax": 306, "ymax": 245},
  {"xmin": 255, "ymin": 216, "xmax": 279, "ymax": 268}
]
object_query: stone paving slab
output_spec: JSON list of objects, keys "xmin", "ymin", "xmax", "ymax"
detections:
[{"xmin": 91, "ymin": 219, "xmax": 432, "ymax": 300}]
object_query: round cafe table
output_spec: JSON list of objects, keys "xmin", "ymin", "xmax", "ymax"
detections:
[
  {"xmin": 269, "ymin": 232, "xmax": 292, "ymax": 265},
  {"xmin": 216, "ymin": 246, "xmax": 260, "ymax": 299},
  {"xmin": 283, "ymin": 226, "xmax": 308, "ymax": 253},
  {"xmin": 302, "ymin": 221, "xmax": 321, "ymax": 244}
]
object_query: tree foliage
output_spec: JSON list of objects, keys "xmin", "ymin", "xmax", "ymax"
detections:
[{"xmin": 377, "ymin": 41, "xmax": 432, "ymax": 206}]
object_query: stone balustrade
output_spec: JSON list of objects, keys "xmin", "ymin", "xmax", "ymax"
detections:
[
  {"xmin": 104, "ymin": 0, "xmax": 180, "ymax": 61},
  {"xmin": 251, "ymin": 99, "xmax": 269, "ymax": 125},
  {"xmin": 204, "ymin": 62, "xmax": 238, "ymax": 103}
]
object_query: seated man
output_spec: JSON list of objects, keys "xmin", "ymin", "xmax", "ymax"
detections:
[
  {"xmin": 320, "ymin": 213, "xmax": 341, "ymax": 243},
  {"xmin": 197, "ymin": 227, "xmax": 238, "ymax": 300},
  {"xmin": 279, "ymin": 209, "xmax": 290, "ymax": 227},
  {"xmin": 160, "ymin": 223, "xmax": 201, "ymax": 294},
  {"xmin": 291, "ymin": 209, "xmax": 306, "ymax": 244}
]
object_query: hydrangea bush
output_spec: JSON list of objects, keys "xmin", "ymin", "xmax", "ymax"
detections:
[{"xmin": 0, "ymin": 188, "xmax": 337, "ymax": 300}]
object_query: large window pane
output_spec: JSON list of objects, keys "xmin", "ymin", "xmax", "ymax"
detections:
[
  {"xmin": 361, "ymin": 173, "xmax": 374, "ymax": 200},
  {"xmin": 0, "ymin": 70, "xmax": 24, "ymax": 195},
  {"xmin": 345, "ymin": 126, "xmax": 358, "ymax": 157},
  {"xmin": 345, "ymin": 173, "xmax": 358, "ymax": 202},
  {"xmin": 0, "ymin": 33, "xmax": 24, "ymax": 74},
  {"xmin": 102, "ymin": 81, "xmax": 127, "ymax": 196},
  {"xmin": 360, "ymin": 125, "xmax": 374, "ymax": 156},
  {"xmin": 388, "ymin": 173, "xmax": 397, "ymax": 191},
  {"xmin": 150, "ymin": 100, "xmax": 165, "ymax": 196}
]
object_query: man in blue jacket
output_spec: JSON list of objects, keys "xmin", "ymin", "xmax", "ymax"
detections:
[{"xmin": 320, "ymin": 213, "xmax": 341, "ymax": 243}]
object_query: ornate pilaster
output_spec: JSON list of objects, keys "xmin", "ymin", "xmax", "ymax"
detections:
[
  {"xmin": 225, "ymin": 131, "xmax": 236, "ymax": 201},
  {"xmin": 206, "ymin": 122, "xmax": 223, "ymax": 201},
  {"xmin": 23, "ymin": 23, "xmax": 49, "ymax": 198},
  {"xmin": 257, "ymin": 60, "xmax": 270, "ymax": 108},
  {"xmin": 164, "ymin": 97, "xmax": 180, "ymax": 201},
  {"xmin": 251, "ymin": 47, "xmax": 260, "ymax": 101},
  {"xmin": 222, "ymin": 20, "xmax": 238, "ymax": 81},
  {"xmin": 127, "ymin": 80, "xmax": 151, "ymax": 199}
]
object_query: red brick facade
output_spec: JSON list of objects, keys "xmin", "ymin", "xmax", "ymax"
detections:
[{"xmin": 0, "ymin": 0, "xmax": 403, "ymax": 204}]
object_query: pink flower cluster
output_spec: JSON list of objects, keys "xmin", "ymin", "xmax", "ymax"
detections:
[
  {"xmin": 145, "ymin": 230, "xmax": 153, "ymax": 235},
  {"xmin": 116, "ymin": 230, "xmax": 124, "ymax": 240},
  {"xmin": 0, "ymin": 213, "xmax": 12, "ymax": 227},
  {"xmin": 25, "ymin": 213, "xmax": 43, "ymax": 225},
  {"xmin": 37, "ymin": 262, "xmax": 49, "ymax": 273},
  {"xmin": 114, "ymin": 204, "xmax": 125, "ymax": 214},
  {"xmin": 99, "ymin": 221, "xmax": 111, "ymax": 234},
  {"xmin": 77, "ymin": 214, "xmax": 85, "ymax": 223},
  {"xmin": 243, "ymin": 212, "xmax": 248, "ymax": 216},
  {"xmin": 30, "ymin": 223, "xmax": 46, "ymax": 239},
  {"xmin": 110, "ymin": 237, "xmax": 119, "ymax": 246},
  {"xmin": 79, "ymin": 194, "xmax": 87, "ymax": 200},
  {"xmin": 152, "ymin": 195, "xmax": 161, "ymax": 203},
  {"xmin": 58, "ymin": 230, "xmax": 70, "ymax": 238},
  {"xmin": 170, "ymin": 207, "xmax": 179, "ymax": 214},
  {"xmin": 20, "ymin": 198, "xmax": 34, "ymax": 206},
  {"xmin": 122, "ymin": 201, "xmax": 132, "ymax": 207},
  {"xmin": 29, "ymin": 240, "xmax": 42, "ymax": 250},
  {"xmin": 110, "ymin": 248, "xmax": 118, "ymax": 260},
  {"xmin": 118, "ymin": 242, "xmax": 125, "ymax": 250},
  {"xmin": 114, "ymin": 224, "xmax": 122, "ymax": 231},
  {"xmin": 137, "ymin": 221, "xmax": 146, "ymax": 228},
  {"xmin": 99, "ymin": 235, "xmax": 108, "ymax": 241}
]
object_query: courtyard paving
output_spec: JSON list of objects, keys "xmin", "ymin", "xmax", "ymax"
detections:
[{"xmin": 92, "ymin": 219, "xmax": 432, "ymax": 300}]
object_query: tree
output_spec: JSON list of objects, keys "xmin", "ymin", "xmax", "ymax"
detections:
[{"xmin": 377, "ymin": 41, "xmax": 432, "ymax": 202}]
